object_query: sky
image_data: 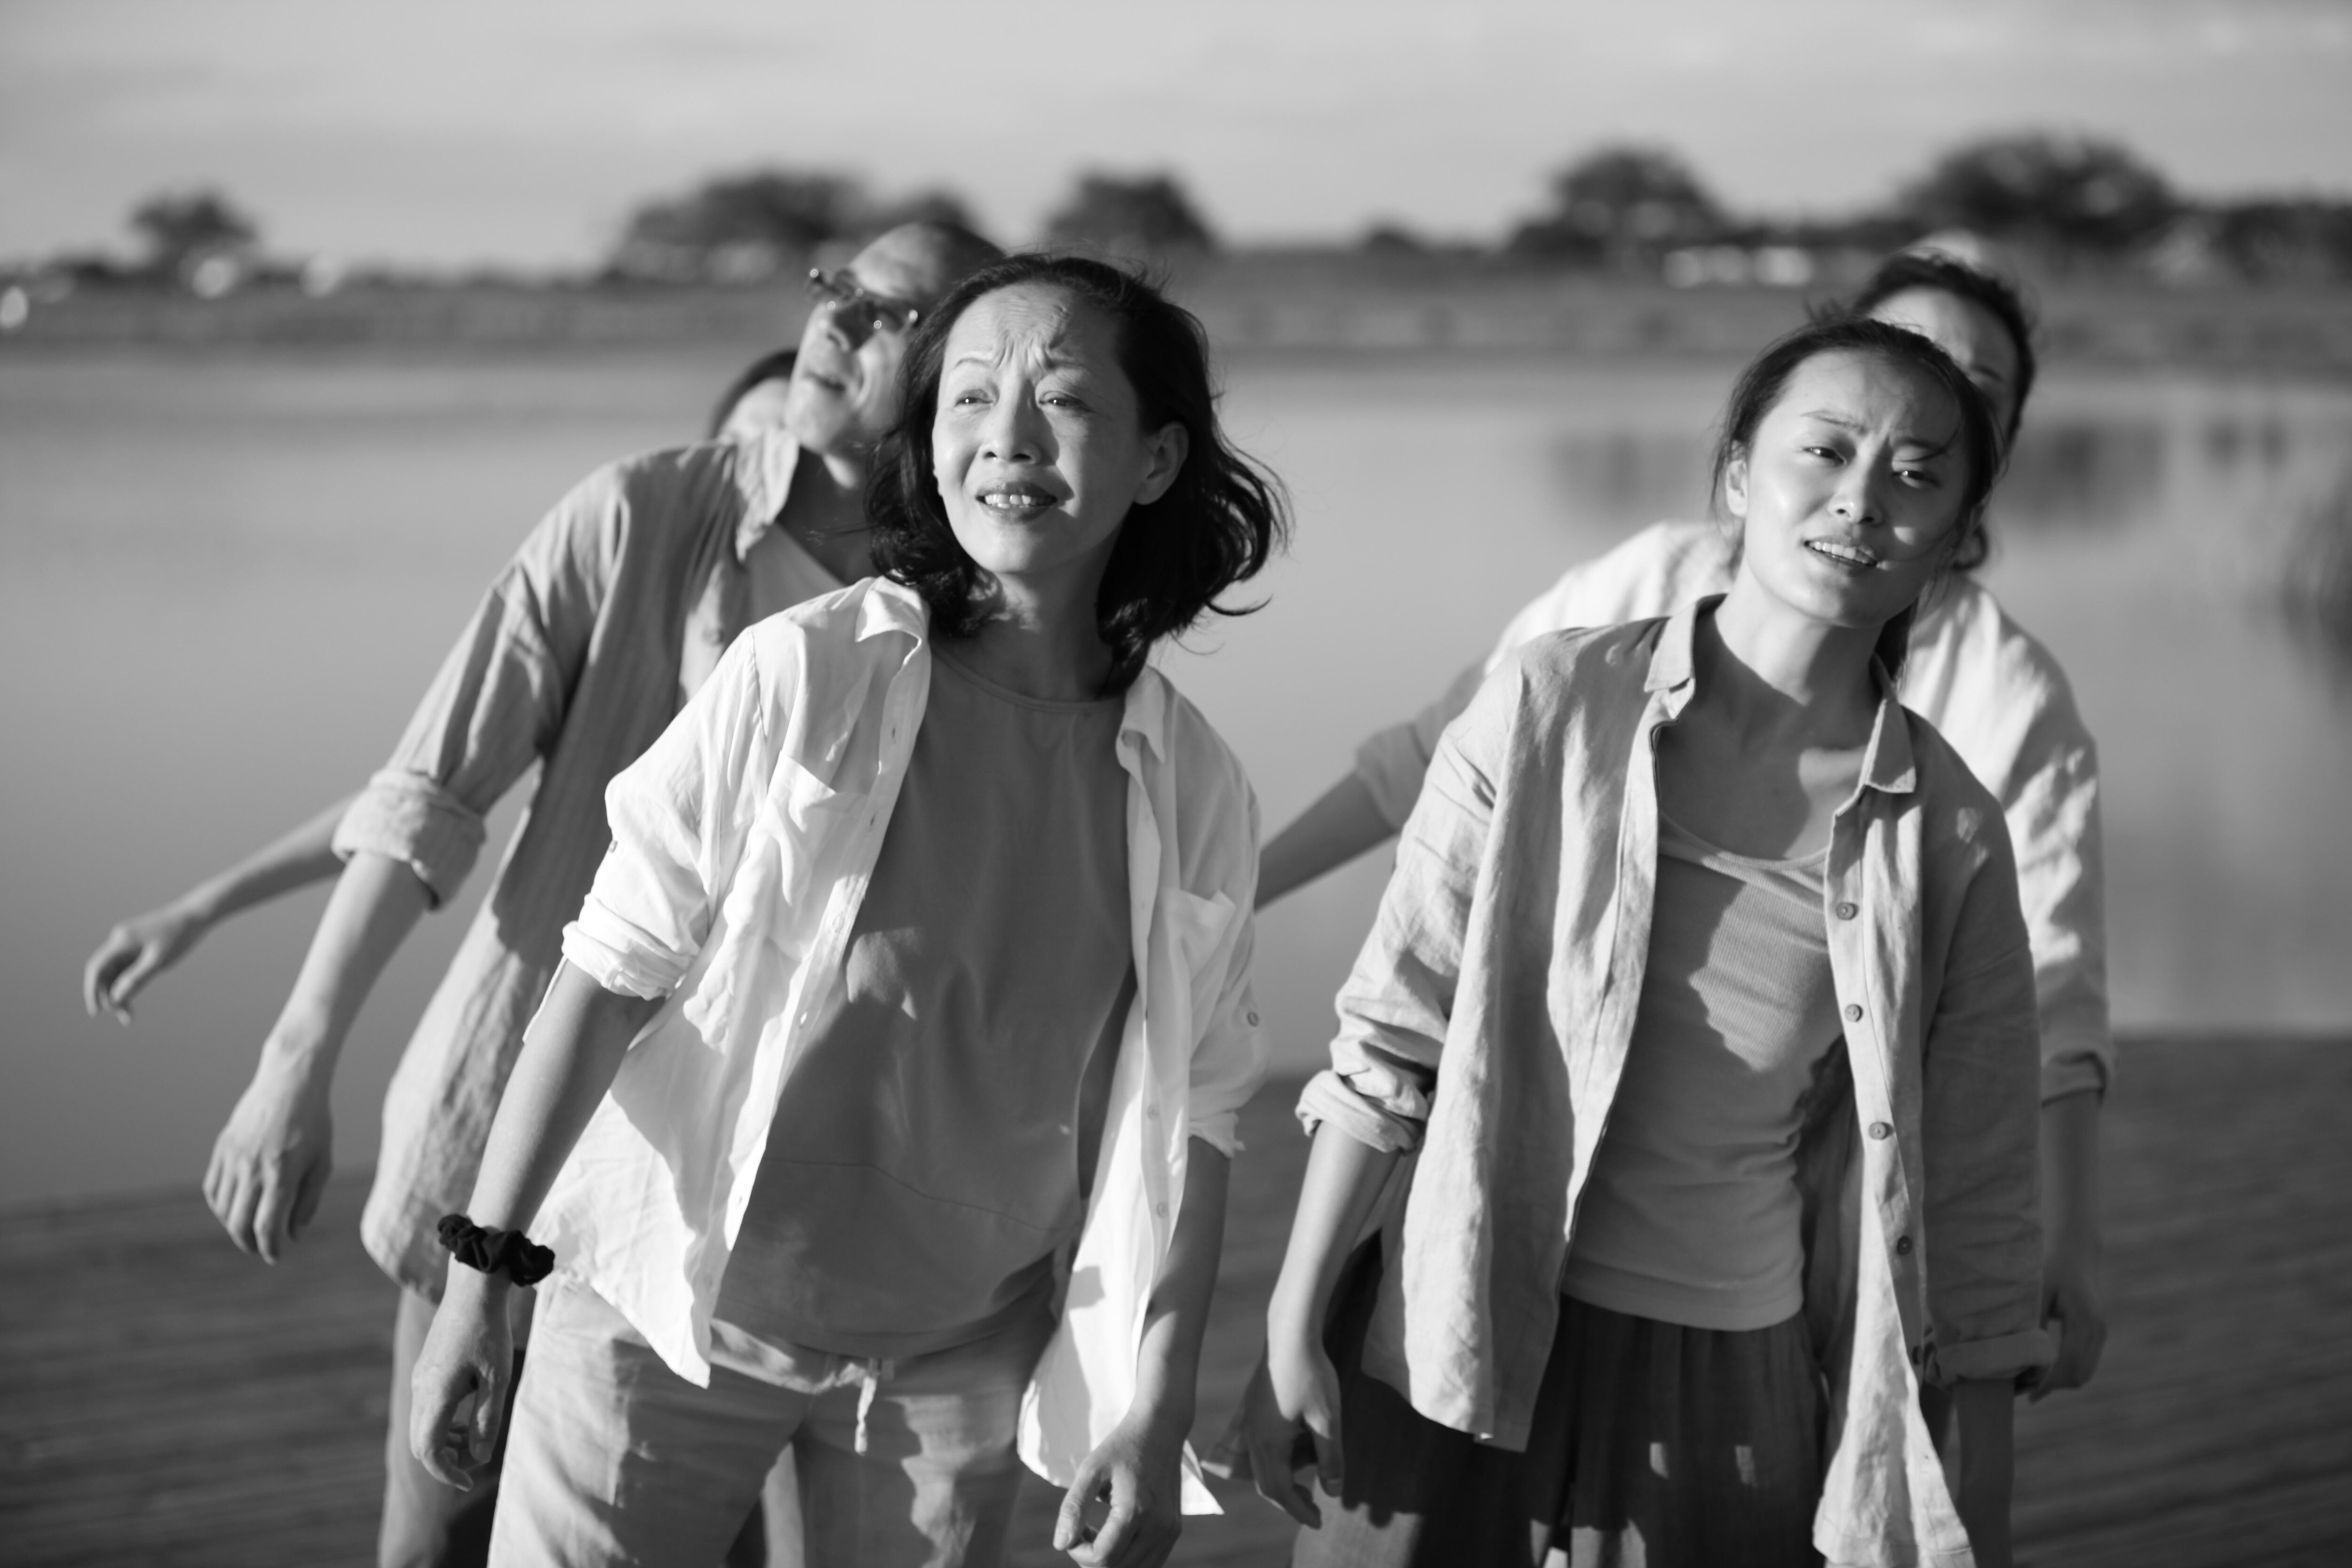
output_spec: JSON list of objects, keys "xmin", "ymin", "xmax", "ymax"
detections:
[{"xmin": 3, "ymin": 0, "xmax": 2349, "ymax": 269}]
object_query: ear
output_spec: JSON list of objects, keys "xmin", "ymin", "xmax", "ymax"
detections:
[
  {"xmin": 1135, "ymin": 422, "xmax": 1189, "ymax": 507},
  {"xmin": 1722, "ymin": 448, "xmax": 1752, "ymax": 520}
]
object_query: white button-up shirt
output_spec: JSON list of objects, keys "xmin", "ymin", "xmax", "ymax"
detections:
[
  {"xmin": 1353, "ymin": 519, "xmax": 2111, "ymax": 1103},
  {"xmin": 540, "ymin": 576, "xmax": 1267, "ymax": 1512}
]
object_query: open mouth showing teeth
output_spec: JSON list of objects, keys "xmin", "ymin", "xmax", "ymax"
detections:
[
  {"xmin": 981, "ymin": 489, "xmax": 1057, "ymax": 510},
  {"xmin": 1807, "ymin": 541, "xmax": 1878, "ymax": 569}
]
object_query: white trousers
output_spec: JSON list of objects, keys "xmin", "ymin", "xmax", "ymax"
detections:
[{"xmin": 491, "ymin": 1279, "xmax": 1050, "ymax": 1568}]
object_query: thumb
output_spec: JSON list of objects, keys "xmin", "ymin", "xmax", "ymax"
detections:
[
  {"xmin": 1306, "ymin": 1397, "xmax": 1345, "ymax": 1495},
  {"xmin": 1053, "ymin": 1456, "xmax": 1104, "ymax": 1552},
  {"xmin": 109, "ymin": 947, "xmax": 169, "ymax": 1012},
  {"xmin": 468, "ymin": 1358, "xmax": 507, "ymax": 1465}
]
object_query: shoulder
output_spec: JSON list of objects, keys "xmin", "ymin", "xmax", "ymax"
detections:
[
  {"xmin": 1910, "ymin": 577, "xmax": 2094, "ymax": 744},
  {"xmin": 1898, "ymin": 704, "xmax": 2017, "ymax": 871},
  {"xmin": 734, "ymin": 576, "xmax": 915, "ymax": 701},
  {"xmin": 1136, "ymin": 667, "xmax": 1254, "ymax": 804},
  {"xmin": 1497, "ymin": 519, "xmax": 1736, "ymax": 653},
  {"xmin": 1494, "ymin": 617, "xmax": 1665, "ymax": 706}
]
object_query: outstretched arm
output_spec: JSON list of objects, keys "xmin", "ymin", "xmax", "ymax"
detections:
[
  {"xmin": 1256, "ymin": 775, "xmax": 1396, "ymax": 909},
  {"xmin": 83, "ymin": 795, "xmax": 356, "ymax": 1022},
  {"xmin": 205, "ymin": 850, "xmax": 433, "ymax": 1262},
  {"xmin": 410, "ymin": 961, "xmax": 659, "ymax": 1489},
  {"xmin": 1055, "ymin": 1141, "xmax": 1231, "ymax": 1568}
]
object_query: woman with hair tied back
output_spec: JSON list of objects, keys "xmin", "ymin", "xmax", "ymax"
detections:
[
  {"xmin": 407, "ymin": 254, "xmax": 1287, "ymax": 1568},
  {"xmin": 1240, "ymin": 318, "xmax": 2049, "ymax": 1567}
]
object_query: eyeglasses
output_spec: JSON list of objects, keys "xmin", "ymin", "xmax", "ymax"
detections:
[{"xmin": 806, "ymin": 269, "xmax": 921, "ymax": 348}]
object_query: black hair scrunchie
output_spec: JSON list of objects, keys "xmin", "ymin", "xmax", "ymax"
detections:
[{"xmin": 436, "ymin": 1214, "xmax": 556, "ymax": 1287}]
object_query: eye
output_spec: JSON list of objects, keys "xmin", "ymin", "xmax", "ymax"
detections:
[
  {"xmin": 1895, "ymin": 465, "xmax": 1942, "ymax": 488},
  {"xmin": 1801, "ymin": 445, "xmax": 1842, "ymax": 463}
]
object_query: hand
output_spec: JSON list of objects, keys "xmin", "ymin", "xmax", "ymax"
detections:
[
  {"xmin": 2031, "ymin": 1232, "xmax": 2107, "ymax": 1400},
  {"xmin": 83, "ymin": 903, "xmax": 210, "ymax": 1022},
  {"xmin": 1053, "ymin": 1410, "xmax": 1186, "ymax": 1568},
  {"xmin": 410, "ymin": 1280, "xmax": 515, "ymax": 1491},
  {"xmin": 1243, "ymin": 1335, "xmax": 1344, "ymax": 1528},
  {"xmin": 203, "ymin": 1054, "xmax": 333, "ymax": 1263}
]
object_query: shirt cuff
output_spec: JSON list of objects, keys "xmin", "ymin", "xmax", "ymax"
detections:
[
  {"xmin": 333, "ymin": 769, "xmax": 486, "ymax": 909},
  {"xmin": 1295, "ymin": 1068, "xmax": 1425, "ymax": 1154},
  {"xmin": 560, "ymin": 913, "xmax": 686, "ymax": 1002},
  {"xmin": 2039, "ymin": 1025, "xmax": 2113, "ymax": 1103},
  {"xmin": 1352, "ymin": 725, "xmax": 1431, "ymax": 834},
  {"xmin": 1922, "ymin": 1324, "xmax": 2056, "ymax": 1389}
]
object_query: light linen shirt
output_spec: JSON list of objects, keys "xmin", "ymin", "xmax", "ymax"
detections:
[
  {"xmin": 332, "ymin": 432, "xmax": 829, "ymax": 1297},
  {"xmin": 1353, "ymin": 519, "xmax": 2111, "ymax": 1102},
  {"xmin": 545, "ymin": 576, "xmax": 1268, "ymax": 1514},
  {"xmin": 1319, "ymin": 602, "xmax": 2051, "ymax": 1568}
]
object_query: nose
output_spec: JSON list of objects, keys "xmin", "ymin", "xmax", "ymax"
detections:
[
  {"xmin": 980, "ymin": 393, "xmax": 1044, "ymax": 463},
  {"xmin": 1831, "ymin": 463, "xmax": 1885, "ymax": 527},
  {"xmin": 820, "ymin": 300, "xmax": 875, "ymax": 353}
]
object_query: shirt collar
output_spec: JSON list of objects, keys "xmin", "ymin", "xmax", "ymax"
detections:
[
  {"xmin": 1643, "ymin": 594, "xmax": 1918, "ymax": 796},
  {"xmin": 731, "ymin": 429, "xmax": 804, "ymax": 565}
]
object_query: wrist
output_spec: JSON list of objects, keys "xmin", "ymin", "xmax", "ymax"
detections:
[{"xmin": 259, "ymin": 1012, "xmax": 342, "ymax": 1078}]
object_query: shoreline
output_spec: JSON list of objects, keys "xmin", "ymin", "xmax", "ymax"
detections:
[{"xmin": 4, "ymin": 273, "xmax": 2349, "ymax": 378}]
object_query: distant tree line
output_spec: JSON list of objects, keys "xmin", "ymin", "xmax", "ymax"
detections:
[{"xmin": 12, "ymin": 131, "xmax": 2351, "ymax": 301}]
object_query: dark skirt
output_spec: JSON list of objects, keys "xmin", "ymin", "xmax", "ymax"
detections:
[{"xmin": 1294, "ymin": 1247, "xmax": 1825, "ymax": 1568}]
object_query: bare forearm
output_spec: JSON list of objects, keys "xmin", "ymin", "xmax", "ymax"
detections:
[
  {"xmin": 261, "ymin": 850, "xmax": 432, "ymax": 1076},
  {"xmin": 181, "ymin": 796, "xmax": 355, "ymax": 923},
  {"xmin": 1127, "ymin": 1141, "xmax": 1232, "ymax": 1434},
  {"xmin": 1267, "ymin": 1123, "xmax": 1402, "ymax": 1343},
  {"xmin": 2040, "ymin": 1090, "xmax": 2101, "ymax": 1258},
  {"xmin": 1257, "ymin": 774, "xmax": 1397, "ymax": 908},
  {"xmin": 463, "ymin": 962, "xmax": 657, "ymax": 1234},
  {"xmin": 1953, "ymin": 1377, "xmax": 2015, "ymax": 1567}
]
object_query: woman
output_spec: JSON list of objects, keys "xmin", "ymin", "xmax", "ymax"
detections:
[
  {"xmin": 1240, "ymin": 318, "xmax": 2048, "ymax": 1567},
  {"xmin": 1261, "ymin": 250, "xmax": 2109, "ymax": 1405},
  {"xmin": 408, "ymin": 254, "xmax": 1287, "ymax": 1568}
]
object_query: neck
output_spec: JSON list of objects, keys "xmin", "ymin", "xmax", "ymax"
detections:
[
  {"xmin": 776, "ymin": 443, "xmax": 872, "ymax": 581},
  {"xmin": 954, "ymin": 569, "xmax": 1114, "ymax": 703},
  {"xmin": 1704, "ymin": 573, "xmax": 1883, "ymax": 744}
]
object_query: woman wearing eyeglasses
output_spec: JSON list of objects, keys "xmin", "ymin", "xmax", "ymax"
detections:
[{"xmin": 79, "ymin": 221, "xmax": 1000, "ymax": 1568}]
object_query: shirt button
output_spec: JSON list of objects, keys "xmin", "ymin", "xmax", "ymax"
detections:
[
  {"xmin": 1868, "ymin": 1122, "xmax": 1893, "ymax": 1140},
  {"xmin": 1246, "ymin": 1011, "xmax": 1261, "ymax": 1027},
  {"xmin": 1894, "ymin": 1235, "xmax": 1914, "ymax": 1256},
  {"xmin": 1153, "ymin": 1202, "xmax": 1168, "ymax": 1218},
  {"xmin": 1835, "ymin": 901, "xmax": 1859, "ymax": 920},
  {"xmin": 1843, "ymin": 1003, "xmax": 1863, "ymax": 1022}
]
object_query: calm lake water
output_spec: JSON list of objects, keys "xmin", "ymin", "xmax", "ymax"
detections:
[{"xmin": 4, "ymin": 342, "xmax": 2350, "ymax": 1207}]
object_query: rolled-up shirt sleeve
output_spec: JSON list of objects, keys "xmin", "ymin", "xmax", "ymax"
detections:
[
  {"xmin": 1179, "ymin": 783, "xmax": 1271, "ymax": 1158},
  {"xmin": 333, "ymin": 469, "xmax": 619, "ymax": 905},
  {"xmin": 1321, "ymin": 668, "xmax": 1504, "ymax": 1151},
  {"xmin": 2007, "ymin": 725, "xmax": 2113, "ymax": 1103},
  {"xmin": 1920, "ymin": 815, "xmax": 2056, "ymax": 1388},
  {"xmin": 563, "ymin": 628, "xmax": 772, "ymax": 1001}
]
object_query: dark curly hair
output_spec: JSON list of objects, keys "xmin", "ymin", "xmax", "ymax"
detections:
[
  {"xmin": 866, "ymin": 253, "xmax": 1289, "ymax": 694},
  {"xmin": 1710, "ymin": 316, "xmax": 2007, "ymax": 674}
]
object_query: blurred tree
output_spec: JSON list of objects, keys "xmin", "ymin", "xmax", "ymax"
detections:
[
  {"xmin": 611, "ymin": 170, "xmax": 867, "ymax": 283},
  {"xmin": 1899, "ymin": 133, "xmax": 2177, "ymax": 259},
  {"xmin": 870, "ymin": 187, "xmax": 983, "ymax": 234},
  {"xmin": 1044, "ymin": 172, "xmax": 1216, "ymax": 259},
  {"xmin": 1510, "ymin": 146, "xmax": 1728, "ymax": 264},
  {"xmin": 128, "ymin": 188, "xmax": 261, "ymax": 290}
]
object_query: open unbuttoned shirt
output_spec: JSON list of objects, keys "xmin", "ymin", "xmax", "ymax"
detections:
[
  {"xmin": 1353, "ymin": 519, "xmax": 2111, "ymax": 1103},
  {"xmin": 1317, "ymin": 602, "xmax": 2051, "ymax": 1568},
  {"xmin": 332, "ymin": 432, "xmax": 827, "ymax": 1297},
  {"xmin": 543, "ymin": 576, "xmax": 1268, "ymax": 1513}
]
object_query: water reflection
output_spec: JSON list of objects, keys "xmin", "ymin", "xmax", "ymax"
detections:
[{"xmin": 3, "ymin": 350, "xmax": 2349, "ymax": 1208}]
